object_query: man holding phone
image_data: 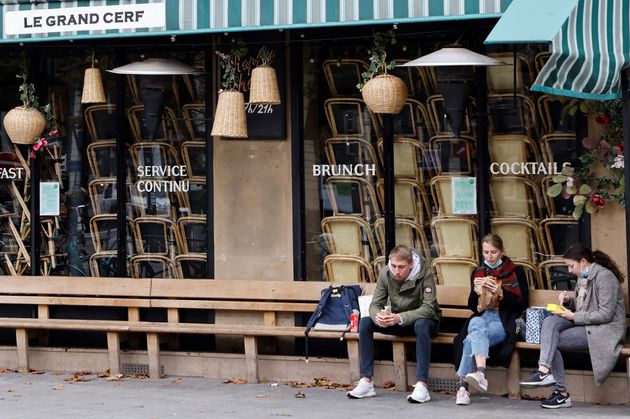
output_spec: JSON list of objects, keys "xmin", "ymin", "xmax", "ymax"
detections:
[{"xmin": 346, "ymin": 245, "xmax": 441, "ymax": 403}]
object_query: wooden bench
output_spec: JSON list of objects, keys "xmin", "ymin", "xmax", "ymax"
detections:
[{"xmin": 0, "ymin": 276, "xmax": 627, "ymax": 396}]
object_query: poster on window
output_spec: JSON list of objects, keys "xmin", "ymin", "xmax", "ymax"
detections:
[
  {"xmin": 452, "ymin": 177, "xmax": 477, "ymax": 215},
  {"xmin": 40, "ymin": 182, "xmax": 60, "ymax": 216}
]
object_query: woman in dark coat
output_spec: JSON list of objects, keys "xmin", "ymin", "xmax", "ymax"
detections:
[{"xmin": 453, "ymin": 234, "xmax": 529, "ymax": 405}]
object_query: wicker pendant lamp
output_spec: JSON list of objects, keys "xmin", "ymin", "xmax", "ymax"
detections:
[{"xmin": 81, "ymin": 50, "xmax": 106, "ymax": 104}]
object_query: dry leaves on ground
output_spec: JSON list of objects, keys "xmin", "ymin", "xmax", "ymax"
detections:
[
  {"xmin": 105, "ymin": 374, "xmax": 124, "ymax": 381},
  {"xmin": 0, "ymin": 369, "xmax": 17, "ymax": 374},
  {"xmin": 26, "ymin": 370, "xmax": 45, "ymax": 375},
  {"xmin": 294, "ymin": 391, "xmax": 306, "ymax": 398},
  {"xmin": 223, "ymin": 378, "xmax": 248, "ymax": 385},
  {"xmin": 65, "ymin": 373, "xmax": 94, "ymax": 383},
  {"xmin": 284, "ymin": 378, "xmax": 349, "ymax": 390},
  {"xmin": 171, "ymin": 378, "xmax": 182, "ymax": 385},
  {"xmin": 52, "ymin": 384, "xmax": 64, "ymax": 391},
  {"xmin": 255, "ymin": 393, "xmax": 268, "ymax": 399},
  {"xmin": 382, "ymin": 380, "xmax": 396, "ymax": 391}
]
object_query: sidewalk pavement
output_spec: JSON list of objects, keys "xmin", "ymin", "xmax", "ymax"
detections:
[{"xmin": 1, "ymin": 371, "xmax": 628, "ymax": 419}]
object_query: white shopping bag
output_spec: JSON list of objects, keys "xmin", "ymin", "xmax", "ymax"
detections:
[{"xmin": 358, "ymin": 295, "xmax": 373, "ymax": 318}]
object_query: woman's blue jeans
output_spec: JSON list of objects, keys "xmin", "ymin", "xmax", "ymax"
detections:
[{"xmin": 456, "ymin": 310, "xmax": 506, "ymax": 377}]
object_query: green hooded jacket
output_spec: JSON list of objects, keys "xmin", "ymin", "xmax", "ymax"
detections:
[{"xmin": 369, "ymin": 252, "xmax": 442, "ymax": 326}]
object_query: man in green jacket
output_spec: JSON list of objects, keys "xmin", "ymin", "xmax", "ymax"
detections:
[{"xmin": 347, "ymin": 245, "xmax": 441, "ymax": 403}]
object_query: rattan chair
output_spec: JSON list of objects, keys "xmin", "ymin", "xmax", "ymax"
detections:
[
  {"xmin": 127, "ymin": 105, "xmax": 181, "ymax": 144},
  {"xmin": 540, "ymin": 133, "xmax": 577, "ymax": 166},
  {"xmin": 321, "ymin": 215, "xmax": 378, "ymax": 260},
  {"xmin": 181, "ymin": 141, "xmax": 207, "ymax": 181},
  {"xmin": 539, "ymin": 259, "xmax": 576, "ymax": 290},
  {"xmin": 431, "ymin": 216, "xmax": 479, "ymax": 259},
  {"xmin": 89, "ymin": 178, "xmax": 132, "ymax": 215},
  {"xmin": 537, "ymin": 95, "xmax": 577, "ymax": 135},
  {"xmin": 176, "ymin": 215, "xmax": 207, "ymax": 255},
  {"xmin": 534, "ymin": 52, "xmax": 552, "ymax": 74},
  {"xmin": 486, "ymin": 52, "xmax": 535, "ymax": 94},
  {"xmin": 488, "ymin": 134, "xmax": 541, "ymax": 168},
  {"xmin": 85, "ymin": 104, "xmax": 117, "ymax": 142},
  {"xmin": 322, "ymin": 59, "xmax": 368, "ymax": 97},
  {"xmin": 487, "ymin": 94, "xmax": 538, "ymax": 140},
  {"xmin": 374, "ymin": 218, "xmax": 431, "ymax": 262},
  {"xmin": 130, "ymin": 142, "xmax": 181, "ymax": 172},
  {"xmin": 326, "ymin": 176, "xmax": 381, "ymax": 222},
  {"xmin": 87, "ymin": 140, "xmax": 117, "ymax": 179},
  {"xmin": 376, "ymin": 178, "xmax": 432, "ymax": 225},
  {"xmin": 377, "ymin": 136, "xmax": 434, "ymax": 183},
  {"xmin": 432, "ymin": 257, "xmax": 478, "ymax": 286},
  {"xmin": 130, "ymin": 254, "xmax": 174, "ymax": 279},
  {"xmin": 430, "ymin": 175, "xmax": 477, "ymax": 218},
  {"xmin": 182, "ymin": 104, "xmax": 206, "ymax": 140},
  {"xmin": 429, "ymin": 135, "xmax": 475, "ymax": 175},
  {"xmin": 325, "ymin": 137, "xmax": 381, "ymax": 178},
  {"xmin": 489, "ymin": 176, "xmax": 544, "ymax": 219},
  {"xmin": 372, "ymin": 255, "xmax": 386, "ymax": 280},
  {"xmin": 540, "ymin": 217, "xmax": 579, "ymax": 258},
  {"xmin": 514, "ymin": 259, "xmax": 547, "ymax": 289},
  {"xmin": 323, "ymin": 254, "xmax": 375, "ymax": 283},
  {"xmin": 174, "ymin": 254, "xmax": 208, "ymax": 279},
  {"xmin": 89, "ymin": 253, "xmax": 126, "ymax": 277},
  {"xmin": 541, "ymin": 176, "xmax": 575, "ymax": 218},
  {"xmin": 132, "ymin": 216, "xmax": 180, "ymax": 258},
  {"xmin": 490, "ymin": 217, "xmax": 547, "ymax": 264},
  {"xmin": 324, "ymin": 98, "xmax": 380, "ymax": 140}
]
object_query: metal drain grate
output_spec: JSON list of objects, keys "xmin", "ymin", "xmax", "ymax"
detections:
[
  {"xmin": 121, "ymin": 363, "xmax": 164, "ymax": 375},
  {"xmin": 428, "ymin": 377, "xmax": 459, "ymax": 393}
]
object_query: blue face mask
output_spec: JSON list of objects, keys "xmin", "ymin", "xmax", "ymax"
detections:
[
  {"xmin": 484, "ymin": 258, "xmax": 503, "ymax": 269},
  {"xmin": 580, "ymin": 263, "xmax": 589, "ymax": 279}
]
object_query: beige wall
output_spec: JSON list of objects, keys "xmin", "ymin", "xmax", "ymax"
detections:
[{"xmin": 213, "ymin": 49, "xmax": 294, "ymax": 282}]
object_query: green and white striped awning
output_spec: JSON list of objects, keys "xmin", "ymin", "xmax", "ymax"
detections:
[
  {"xmin": 532, "ymin": 0, "xmax": 630, "ymax": 100},
  {"xmin": 0, "ymin": 0, "xmax": 513, "ymax": 43}
]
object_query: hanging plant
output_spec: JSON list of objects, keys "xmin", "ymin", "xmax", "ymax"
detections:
[
  {"xmin": 357, "ymin": 31, "xmax": 407, "ymax": 114},
  {"xmin": 3, "ymin": 57, "xmax": 47, "ymax": 145},
  {"xmin": 249, "ymin": 46, "xmax": 281, "ymax": 105},
  {"xmin": 212, "ymin": 41, "xmax": 249, "ymax": 138}
]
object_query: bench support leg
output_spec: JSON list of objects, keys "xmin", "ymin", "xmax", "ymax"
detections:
[
  {"xmin": 244, "ymin": 336, "xmax": 259, "ymax": 384},
  {"xmin": 147, "ymin": 333, "xmax": 161, "ymax": 379},
  {"xmin": 107, "ymin": 332, "xmax": 121, "ymax": 376},
  {"xmin": 392, "ymin": 342, "xmax": 408, "ymax": 392},
  {"xmin": 347, "ymin": 340, "xmax": 360, "ymax": 383},
  {"xmin": 15, "ymin": 328, "xmax": 29, "ymax": 373},
  {"xmin": 508, "ymin": 350, "xmax": 521, "ymax": 400}
]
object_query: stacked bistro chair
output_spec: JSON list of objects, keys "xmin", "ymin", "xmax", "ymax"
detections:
[
  {"xmin": 323, "ymin": 59, "xmax": 368, "ymax": 98},
  {"xmin": 174, "ymin": 215, "xmax": 207, "ymax": 279},
  {"xmin": 324, "ymin": 98, "xmax": 381, "ymax": 140},
  {"xmin": 487, "ymin": 93, "xmax": 539, "ymax": 140},
  {"xmin": 429, "ymin": 134, "xmax": 476, "ymax": 176},
  {"xmin": 429, "ymin": 175, "xmax": 480, "ymax": 285},
  {"xmin": 127, "ymin": 105, "xmax": 182, "ymax": 146},
  {"xmin": 537, "ymin": 95, "xmax": 577, "ymax": 135},
  {"xmin": 130, "ymin": 216, "xmax": 179, "ymax": 278},
  {"xmin": 486, "ymin": 52, "xmax": 535, "ymax": 94},
  {"xmin": 374, "ymin": 218, "xmax": 431, "ymax": 263},
  {"xmin": 325, "ymin": 137, "xmax": 381, "ymax": 179},
  {"xmin": 534, "ymin": 51, "xmax": 552, "ymax": 74}
]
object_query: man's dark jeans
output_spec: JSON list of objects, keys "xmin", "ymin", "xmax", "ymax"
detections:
[{"xmin": 359, "ymin": 316, "xmax": 436, "ymax": 382}]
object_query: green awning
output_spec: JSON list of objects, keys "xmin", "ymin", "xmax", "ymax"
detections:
[
  {"xmin": 0, "ymin": 0, "xmax": 513, "ymax": 44},
  {"xmin": 485, "ymin": 0, "xmax": 578, "ymax": 44},
  {"xmin": 532, "ymin": 0, "xmax": 630, "ymax": 100}
]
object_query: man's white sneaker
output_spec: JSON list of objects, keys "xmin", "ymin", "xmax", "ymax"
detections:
[
  {"xmin": 407, "ymin": 382, "xmax": 431, "ymax": 403},
  {"xmin": 455, "ymin": 387, "xmax": 471, "ymax": 405},
  {"xmin": 465, "ymin": 371, "xmax": 488, "ymax": 392},
  {"xmin": 346, "ymin": 378, "xmax": 376, "ymax": 399}
]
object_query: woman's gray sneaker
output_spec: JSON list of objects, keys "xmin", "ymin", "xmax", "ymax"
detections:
[{"xmin": 520, "ymin": 371, "xmax": 556, "ymax": 388}]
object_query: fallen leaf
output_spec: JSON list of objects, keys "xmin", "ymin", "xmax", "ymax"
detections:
[
  {"xmin": 51, "ymin": 371, "xmax": 64, "ymax": 376},
  {"xmin": 171, "ymin": 378, "xmax": 182, "ymax": 385},
  {"xmin": 255, "ymin": 393, "xmax": 268, "ymax": 399},
  {"xmin": 105, "ymin": 374, "xmax": 124, "ymax": 381},
  {"xmin": 382, "ymin": 380, "xmax": 396, "ymax": 389},
  {"xmin": 24, "ymin": 382, "xmax": 32, "ymax": 385},
  {"xmin": 65, "ymin": 373, "xmax": 94, "ymax": 383},
  {"xmin": 294, "ymin": 391, "xmax": 306, "ymax": 398},
  {"xmin": 223, "ymin": 378, "xmax": 247, "ymax": 385},
  {"xmin": 283, "ymin": 381, "xmax": 310, "ymax": 388},
  {"xmin": 0, "ymin": 369, "xmax": 17, "ymax": 373},
  {"xmin": 52, "ymin": 385, "xmax": 64, "ymax": 391},
  {"xmin": 27, "ymin": 370, "xmax": 45, "ymax": 375},
  {"xmin": 312, "ymin": 377, "xmax": 348, "ymax": 389}
]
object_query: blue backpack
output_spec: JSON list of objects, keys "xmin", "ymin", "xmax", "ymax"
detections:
[{"xmin": 304, "ymin": 285, "xmax": 361, "ymax": 361}]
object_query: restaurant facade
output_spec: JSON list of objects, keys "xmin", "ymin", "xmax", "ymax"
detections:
[{"xmin": 0, "ymin": 0, "xmax": 628, "ymax": 402}]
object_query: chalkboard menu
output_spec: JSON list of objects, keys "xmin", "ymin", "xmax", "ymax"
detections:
[{"xmin": 219, "ymin": 47, "xmax": 286, "ymax": 140}]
